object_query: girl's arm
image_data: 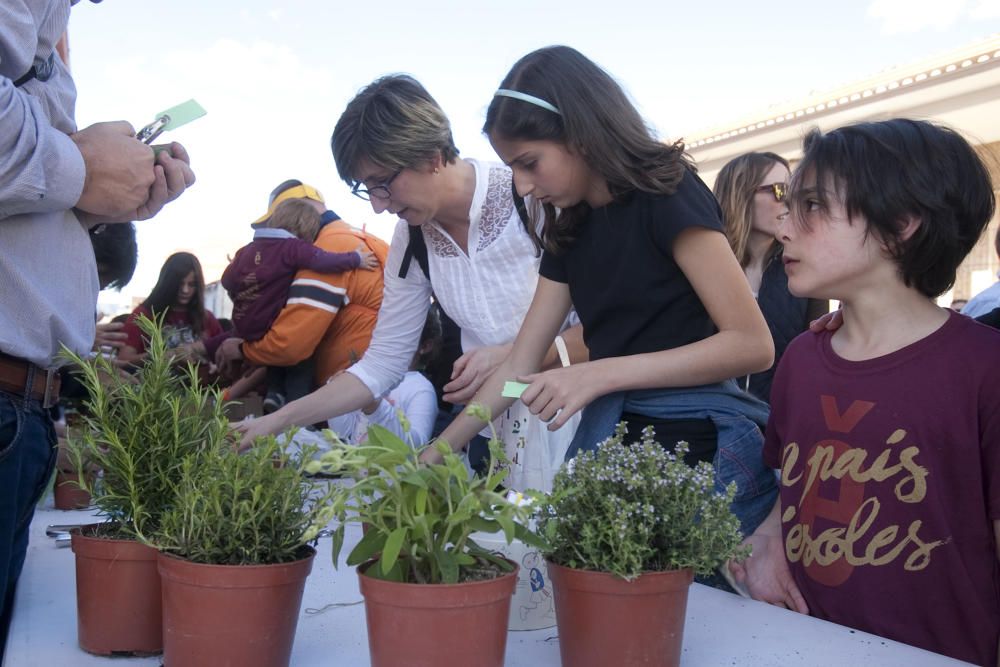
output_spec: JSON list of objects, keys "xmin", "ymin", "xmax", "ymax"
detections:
[
  {"xmin": 432, "ymin": 277, "xmax": 573, "ymax": 455},
  {"xmin": 516, "ymin": 227, "xmax": 773, "ymax": 428}
]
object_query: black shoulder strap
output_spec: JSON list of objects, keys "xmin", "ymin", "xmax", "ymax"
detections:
[{"xmin": 398, "ymin": 224, "xmax": 430, "ymax": 280}]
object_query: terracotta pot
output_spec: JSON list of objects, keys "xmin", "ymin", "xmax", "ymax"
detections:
[
  {"xmin": 53, "ymin": 470, "xmax": 91, "ymax": 510},
  {"xmin": 71, "ymin": 526, "xmax": 162, "ymax": 655},
  {"xmin": 158, "ymin": 547, "xmax": 315, "ymax": 667},
  {"xmin": 358, "ymin": 560, "xmax": 518, "ymax": 667},
  {"xmin": 547, "ymin": 561, "xmax": 694, "ymax": 667}
]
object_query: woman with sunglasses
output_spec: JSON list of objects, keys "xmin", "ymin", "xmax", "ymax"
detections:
[
  {"xmin": 234, "ymin": 74, "xmax": 585, "ymax": 490},
  {"xmin": 713, "ymin": 152, "xmax": 828, "ymax": 402}
]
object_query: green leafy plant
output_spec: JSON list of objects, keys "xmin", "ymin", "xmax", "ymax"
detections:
[
  {"xmin": 309, "ymin": 405, "xmax": 542, "ymax": 584},
  {"xmin": 157, "ymin": 436, "xmax": 336, "ymax": 565},
  {"xmin": 537, "ymin": 424, "xmax": 748, "ymax": 580},
  {"xmin": 62, "ymin": 315, "xmax": 230, "ymax": 542}
]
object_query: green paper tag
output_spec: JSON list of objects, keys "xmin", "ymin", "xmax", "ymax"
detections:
[
  {"xmin": 157, "ymin": 99, "xmax": 206, "ymax": 131},
  {"xmin": 502, "ymin": 381, "xmax": 529, "ymax": 399}
]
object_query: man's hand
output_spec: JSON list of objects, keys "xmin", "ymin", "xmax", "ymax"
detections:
[
  {"xmin": 729, "ymin": 532, "xmax": 809, "ymax": 614},
  {"xmin": 75, "ymin": 141, "xmax": 196, "ymax": 225},
  {"xmin": 71, "ymin": 121, "xmax": 155, "ymax": 217}
]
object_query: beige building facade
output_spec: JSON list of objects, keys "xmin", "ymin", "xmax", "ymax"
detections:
[{"xmin": 686, "ymin": 36, "xmax": 1000, "ymax": 304}]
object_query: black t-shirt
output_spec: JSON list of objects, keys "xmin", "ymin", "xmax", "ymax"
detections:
[{"xmin": 539, "ymin": 169, "xmax": 724, "ymax": 361}]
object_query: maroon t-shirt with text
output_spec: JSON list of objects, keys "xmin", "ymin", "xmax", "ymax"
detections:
[{"xmin": 764, "ymin": 312, "xmax": 1000, "ymax": 665}]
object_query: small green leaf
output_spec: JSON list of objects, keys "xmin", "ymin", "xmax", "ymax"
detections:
[
  {"xmin": 329, "ymin": 525, "xmax": 346, "ymax": 568},
  {"xmin": 414, "ymin": 487, "xmax": 428, "ymax": 515},
  {"xmin": 437, "ymin": 547, "xmax": 459, "ymax": 584},
  {"xmin": 347, "ymin": 528, "xmax": 386, "ymax": 567},
  {"xmin": 366, "ymin": 424, "xmax": 412, "ymax": 456},
  {"xmin": 402, "ymin": 471, "xmax": 428, "ymax": 488},
  {"xmin": 469, "ymin": 516, "xmax": 500, "ymax": 533},
  {"xmin": 381, "ymin": 527, "xmax": 407, "ymax": 575},
  {"xmin": 497, "ymin": 514, "xmax": 515, "ymax": 544}
]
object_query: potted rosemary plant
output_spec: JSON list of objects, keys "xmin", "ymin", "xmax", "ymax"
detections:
[
  {"xmin": 537, "ymin": 424, "xmax": 747, "ymax": 667},
  {"xmin": 312, "ymin": 406, "xmax": 542, "ymax": 667},
  {"xmin": 63, "ymin": 315, "xmax": 229, "ymax": 655},
  {"xmin": 155, "ymin": 436, "xmax": 334, "ymax": 667}
]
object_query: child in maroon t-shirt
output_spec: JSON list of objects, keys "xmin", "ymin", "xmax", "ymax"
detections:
[
  {"xmin": 730, "ymin": 119, "xmax": 1000, "ymax": 666},
  {"xmin": 199, "ymin": 199, "xmax": 378, "ymax": 410}
]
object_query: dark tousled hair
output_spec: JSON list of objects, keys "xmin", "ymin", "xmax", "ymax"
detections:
[
  {"xmin": 142, "ymin": 251, "xmax": 207, "ymax": 335},
  {"xmin": 789, "ymin": 119, "xmax": 996, "ymax": 298},
  {"xmin": 483, "ymin": 45, "xmax": 692, "ymax": 252}
]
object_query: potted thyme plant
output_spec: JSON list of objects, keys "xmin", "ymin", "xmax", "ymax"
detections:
[
  {"xmin": 63, "ymin": 315, "xmax": 230, "ymax": 656},
  {"xmin": 155, "ymin": 436, "xmax": 334, "ymax": 667},
  {"xmin": 311, "ymin": 405, "xmax": 542, "ymax": 667},
  {"xmin": 537, "ymin": 424, "xmax": 747, "ymax": 667}
]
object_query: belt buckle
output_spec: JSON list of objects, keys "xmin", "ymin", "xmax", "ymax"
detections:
[{"xmin": 42, "ymin": 368, "xmax": 58, "ymax": 409}]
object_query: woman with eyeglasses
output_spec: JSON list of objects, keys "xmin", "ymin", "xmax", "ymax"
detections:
[
  {"xmin": 234, "ymin": 74, "xmax": 586, "ymax": 490},
  {"xmin": 713, "ymin": 152, "xmax": 828, "ymax": 402}
]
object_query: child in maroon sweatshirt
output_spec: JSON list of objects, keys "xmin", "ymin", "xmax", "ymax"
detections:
[{"xmin": 200, "ymin": 199, "xmax": 378, "ymax": 410}]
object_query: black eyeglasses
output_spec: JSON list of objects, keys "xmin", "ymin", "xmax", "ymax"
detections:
[
  {"xmin": 351, "ymin": 170, "xmax": 402, "ymax": 202},
  {"xmin": 756, "ymin": 182, "xmax": 788, "ymax": 203}
]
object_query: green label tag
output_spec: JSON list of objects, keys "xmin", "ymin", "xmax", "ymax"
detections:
[
  {"xmin": 157, "ymin": 99, "xmax": 206, "ymax": 131},
  {"xmin": 502, "ymin": 381, "xmax": 529, "ymax": 399}
]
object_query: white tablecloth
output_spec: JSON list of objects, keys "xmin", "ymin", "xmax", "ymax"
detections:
[{"xmin": 4, "ymin": 498, "xmax": 972, "ymax": 666}]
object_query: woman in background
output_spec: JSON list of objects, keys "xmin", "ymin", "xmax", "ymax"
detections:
[{"xmin": 714, "ymin": 152, "xmax": 827, "ymax": 403}]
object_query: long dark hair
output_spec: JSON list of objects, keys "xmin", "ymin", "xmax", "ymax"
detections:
[
  {"xmin": 714, "ymin": 152, "xmax": 789, "ymax": 268},
  {"xmin": 484, "ymin": 45, "xmax": 693, "ymax": 252},
  {"xmin": 142, "ymin": 252, "xmax": 206, "ymax": 335}
]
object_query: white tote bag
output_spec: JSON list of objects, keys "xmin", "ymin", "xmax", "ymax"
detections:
[{"xmin": 497, "ymin": 336, "xmax": 579, "ymax": 493}]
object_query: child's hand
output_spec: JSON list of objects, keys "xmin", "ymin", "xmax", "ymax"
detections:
[
  {"xmin": 729, "ymin": 533, "xmax": 809, "ymax": 614},
  {"xmin": 809, "ymin": 308, "xmax": 843, "ymax": 333},
  {"xmin": 355, "ymin": 244, "xmax": 379, "ymax": 271}
]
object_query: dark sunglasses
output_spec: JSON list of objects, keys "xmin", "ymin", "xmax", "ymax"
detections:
[{"xmin": 756, "ymin": 182, "xmax": 788, "ymax": 203}]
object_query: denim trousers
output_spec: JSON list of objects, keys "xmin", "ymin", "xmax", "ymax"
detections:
[{"xmin": 0, "ymin": 390, "xmax": 58, "ymax": 654}]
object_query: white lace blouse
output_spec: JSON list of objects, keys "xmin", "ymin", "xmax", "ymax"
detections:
[{"xmin": 347, "ymin": 159, "xmax": 545, "ymax": 399}]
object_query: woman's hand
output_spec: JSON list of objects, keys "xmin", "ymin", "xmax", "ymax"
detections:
[
  {"xmin": 231, "ymin": 413, "xmax": 286, "ymax": 452},
  {"xmin": 443, "ymin": 344, "xmax": 512, "ymax": 404},
  {"xmin": 517, "ymin": 361, "xmax": 606, "ymax": 430},
  {"xmin": 808, "ymin": 308, "xmax": 843, "ymax": 333}
]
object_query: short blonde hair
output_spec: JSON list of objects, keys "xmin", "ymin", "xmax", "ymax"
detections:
[{"xmin": 267, "ymin": 199, "xmax": 322, "ymax": 242}]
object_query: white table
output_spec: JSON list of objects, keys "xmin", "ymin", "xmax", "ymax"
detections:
[{"xmin": 5, "ymin": 499, "xmax": 972, "ymax": 667}]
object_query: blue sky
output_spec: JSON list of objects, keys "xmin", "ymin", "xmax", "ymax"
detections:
[{"xmin": 65, "ymin": 0, "xmax": 1000, "ymax": 309}]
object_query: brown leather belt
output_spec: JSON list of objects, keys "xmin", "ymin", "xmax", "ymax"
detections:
[{"xmin": 0, "ymin": 352, "xmax": 61, "ymax": 408}]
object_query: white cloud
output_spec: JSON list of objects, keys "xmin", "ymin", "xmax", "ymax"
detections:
[
  {"xmin": 867, "ymin": 0, "xmax": 967, "ymax": 34},
  {"xmin": 970, "ymin": 0, "xmax": 1000, "ymax": 19}
]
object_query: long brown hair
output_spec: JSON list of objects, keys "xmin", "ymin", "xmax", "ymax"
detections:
[
  {"xmin": 713, "ymin": 152, "xmax": 789, "ymax": 268},
  {"xmin": 484, "ymin": 46, "xmax": 692, "ymax": 253}
]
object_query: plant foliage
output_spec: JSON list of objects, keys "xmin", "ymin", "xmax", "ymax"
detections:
[
  {"xmin": 537, "ymin": 424, "xmax": 748, "ymax": 579},
  {"xmin": 309, "ymin": 405, "xmax": 542, "ymax": 584},
  {"xmin": 62, "ymin": 315, "xmax": 230, "ymax": 542},
  {"xmin": 157, "ymin": 436, "xmax": 335, "ymax": 565}
]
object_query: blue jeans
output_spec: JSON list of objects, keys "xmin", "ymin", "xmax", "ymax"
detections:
[{"xmin": 0, "ymin": 391, "xmax": 57, "ymax": 654}]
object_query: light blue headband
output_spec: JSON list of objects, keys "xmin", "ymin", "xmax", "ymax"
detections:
[{"xmin": 494, "ymin": 89, "xmax": 562, "ymax": 115}]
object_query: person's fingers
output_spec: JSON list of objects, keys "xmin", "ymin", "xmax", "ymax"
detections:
[
  {"xmin": 785, "ymin": 581, "xmax": 810, "ymax": 614},
  {"xmin": 450, "ymin": 353, "xmax": 471, "ymax": 380}
]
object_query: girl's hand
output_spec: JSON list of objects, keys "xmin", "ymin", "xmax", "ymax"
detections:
[
  {"xmin": 443, "ymin": 344, "xmax": 512, "ymax": 404},
  {"xmin": 517, "ymin": 362, "xmax": 606, "ymax": 430},
  {"xmin": 93, "ymin": 322, "xmax": 127, "ymax": 351},
  {"xmin": 728, "ymin": 533, "xmax": 809, "ymax": 614}
]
